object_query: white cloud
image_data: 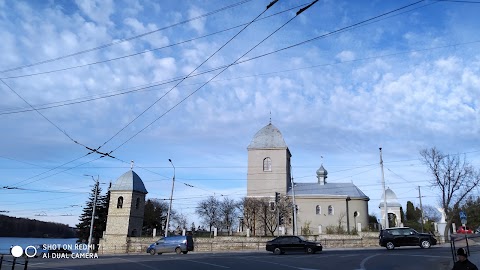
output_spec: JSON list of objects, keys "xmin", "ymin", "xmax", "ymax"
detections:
[
  {"xmin": 187, "ymin": 6, "xmax": 206, "ymax": 34},
  {"xmin": 336, "ymin": 50, "xmax": 355, "ymax": 62},
  {"xmin": 75, "ymin": 0, "xmax": 115, "ymax": 26}
]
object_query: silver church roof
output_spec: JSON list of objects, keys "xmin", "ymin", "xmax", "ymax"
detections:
[
  {"xmin": 378, "ymin": 188, "xmax": 401, "ymax": 208},
  {"xmin": 110, "ymin": 170, "xmax": 148, "ymax": 194},
  {"xmin": 288, "ymin": 182, "xmax": 369, "ymax": 200},
  {"xmin": 247, "ymin": 123, "xmax": 288, "ymax": 149}
]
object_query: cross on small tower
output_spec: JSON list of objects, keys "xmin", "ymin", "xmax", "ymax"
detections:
[
  {"xmin": 269, "ymin": 111, "xmax": 272, "ymax": 124},
  {"xmin": 131, "ymin": 160, "xmax": 134, "ymax": 170}
]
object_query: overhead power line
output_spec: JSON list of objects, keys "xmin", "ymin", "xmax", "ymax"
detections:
[
  {"xmin": 0, "ymin": 0, "xmax": 448, "ymax": 118},
  {"xmin": 92, "ymin": 0, "xmax": 283, "ymax": 154},
  {"xmin": 1, "ymin": 38, "xmax": 479, "ymax": 116},
  {"xmin": 0, "ymin": 3, "xmax": 308, "ymax": 80},
  {"xmin": 0, "ymin": 0, "xmax": 254, "ymax": 75},
  {"xmin": 106, "ymin": 1, "xmax": 319, "ymax": 154}
]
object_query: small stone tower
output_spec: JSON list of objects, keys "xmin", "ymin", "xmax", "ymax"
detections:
[{"xmin": 100, "ymin": 169, "xmax": 148, "ymax": 253}]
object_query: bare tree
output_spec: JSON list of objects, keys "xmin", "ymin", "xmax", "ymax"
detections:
[
  {"xmin": 257, "ymin": 197, "xmax": 277, "ymax": 236},
  {"xmin": 422, "ymin": 205, "xmax": 441, "ymax": 223},
  {"xmin": 219, "ymin": 197, "xmax": 239, "ymax": 234},
  {"xmin": 171, "ymin": 212, "xmax": 188, "ymax": 234},
  {"xmin": 256, "ymin": 195, "xmax": 293, "ymax": 236},
  {"xmin": 240, "ymin": 197, "xmax": 262, "ymax": 236},
  {"xmin": 420, "ymin": 147, "xmax": 480, "ymax": 240},
  {"xmin": 196, "ymin": 196, "xmax": 220, "ymax": 234}
]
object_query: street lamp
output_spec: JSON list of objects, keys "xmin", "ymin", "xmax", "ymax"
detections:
[
  {"xmin": 84, "ymin": 174, "xmax": 99, "ymax": 253},
  {"xmin": 346, "ymin": 196, "xmax": 351, "ymax": 234},
  {"xmin": 165, "ymin": 159, "xmax": 176, "ymax": 237}
]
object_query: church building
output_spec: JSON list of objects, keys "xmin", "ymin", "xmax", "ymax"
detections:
[{"xmin": 247, "ymin": 123, "xmax": 369, "ymax": 235}]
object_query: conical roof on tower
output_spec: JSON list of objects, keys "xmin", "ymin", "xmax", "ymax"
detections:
[
  {"xmin": 247, "ymin": 123, "xmax": 287, "ymax": 149},
  {"xmin": 110, "ymin": 170, "xmax": 148, "ymax": 194}
]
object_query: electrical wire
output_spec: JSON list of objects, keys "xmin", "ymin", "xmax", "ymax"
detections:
[
  {"xmin": 0, "ymin": 3, "xmax": 308, "ymax": 80},
  {"xmin": 0, "ymin": 0, "xmax": 254, "ymax": 74},
  {"xmin": 94, "ymin": 0, "xmax": 281, "ymax": 153},
  {"xmin": 107, "ymin": 1, "xmax": 318, "ymax": 154},
  {"xmin": 2, "ymin": 1, "xmax": 465, "ymax": 117}
]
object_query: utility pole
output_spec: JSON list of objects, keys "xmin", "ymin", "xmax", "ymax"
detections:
[
  {"xmin": 380, "ymin": 148, "xmax": 388, "ymax": 229},
  {"xmin": 165, "ymin": 159, "xmax": 176, "ymax": 237},
  {"xmin": 85, "ymin": 175, "xmax": 99, "ymax": 254},
  {"xmin": 419, "ymin": 186, "xmax": 424, "ymax": 233},
  {"xmin": 290, "ymin": 173, "xmax": 298, "ymax": 236},
  {"xmin": 275, "ymin": 192, "xmax": 280, "ymax": 236},
  {"xmin": 346, "ymin": 196, "xmax": 351, "ymax": 234}
]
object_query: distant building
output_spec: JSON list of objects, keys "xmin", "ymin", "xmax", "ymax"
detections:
[
  {"xmin": 246, "ymin": 122, "xmax": 369, "ymax": 235},
  {"xmin": 378, "ymin": 188, "xmax": 402, "ymax": 228},
  {"xmin": 99, "ymin": 169, "xmax": 148, "ymax": 253}
]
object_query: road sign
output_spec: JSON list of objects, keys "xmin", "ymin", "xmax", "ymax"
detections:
[
  {"xmin": 461, "ymin": 218, "xmax": 467, "ymax": 225},
  {"xmin": 460, "ymin": 211, "xmax": 467, "ymax": 220}
]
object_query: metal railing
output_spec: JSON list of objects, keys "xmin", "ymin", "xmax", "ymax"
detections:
[{"xmin": 0, "ymin": 254, "xmax": 29, "ymax": 270}]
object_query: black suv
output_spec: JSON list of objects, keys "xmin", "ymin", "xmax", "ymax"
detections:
[
  {"xmin": 379, "ymin": 227, "xmax": 437, "ymax": 250},
  {"xmin": 266, "ymin": 236, "xmax": 322, "ymax": 255}
]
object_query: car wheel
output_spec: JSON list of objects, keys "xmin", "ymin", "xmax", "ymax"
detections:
[
  {"xmin": 386, "ymin": 242, "xmax": 395, "ymax": 250},
  {"xmin": 182, "ymin": 251, "xmax": 188, "ymax": 254},
  {"xmin": 273, "ymin": 247, "xmax": 282, "ymax": 255},
  {"xmin": 149, "ymin": 249, "xmax": 156, "ymax": 255},
  {"xmin": 420, "ymin": 240, "xmax": 431, "ymax": 249},
  {"xmin": 175, "ymin": 248, "xmax": 182, "ymax": 255},
  {"xmin": 306, "ymin": 247, "xmax": 314, "ymax": 254}
]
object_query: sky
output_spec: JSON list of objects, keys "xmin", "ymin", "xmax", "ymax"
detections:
[{"xmin": 0, "ymin": 0, "xmax": 479, "ymax": 229}]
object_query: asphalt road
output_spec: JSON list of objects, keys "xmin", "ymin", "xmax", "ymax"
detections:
[{"xmin": 4, "ymin": 247, "xmax": 453, "ymax": 270}]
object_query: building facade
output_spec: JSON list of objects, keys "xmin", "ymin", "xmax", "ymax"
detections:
[{"xmin": 246, "ymin": 123, "xmax": 369, "ymax": 235}]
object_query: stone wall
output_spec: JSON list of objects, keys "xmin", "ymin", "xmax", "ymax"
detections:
[{"xmin": 97, "ymin": 232, "xmax": 380, "ymax": 254}]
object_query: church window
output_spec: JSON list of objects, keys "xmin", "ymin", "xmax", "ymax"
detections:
[
  {"xmin": 316, "ymin": 205, "xmax": 321, "ymax": 215},
  {"xmin": 263, "ymin": 157, "xmax": 272, "ymax": 171},
  {"xmin": 117, "ymin": 196, "xmax": 123, "ymax": 209},
  {"xmin": 328, "ymin": 205, "xmax": 334, "ymax": 215},
  {"xmin": 135, "ymin": 198, "xmax": 140, "ymax": 209}
]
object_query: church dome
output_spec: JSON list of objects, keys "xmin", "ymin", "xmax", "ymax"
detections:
[
  {"xmin": 316, "ymin": 164, "xmax": 328, "ymax": 176},
  {"xmin": 247, "ymin": 123, "xmax": 287, "ymax": 149},
  {"xmin": 378, "ymin": 188, "xmax": 401, "ymax": 208},
  {"xmin": 110, "ymin": 170, "xmax": 148, "ymax": 194}
]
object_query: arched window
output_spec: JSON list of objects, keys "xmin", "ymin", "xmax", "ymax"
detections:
[
  {"xmin": 263, "ymin": 157, "xmax": 272, "ymax": 171},
  {"xmin": 328, "ymin": 205, "xmax": 334, "ymax": 215},
  {"xmin": 135, "ymin": 198, "xmax": 140, "ymax": 209},
  {"xmin": 117, "ymin": 196, "xmax": 123, "ymax": 209},
  {"xmin": 316, "ymin": 205, "xmax": 321, "ymax": 215}
]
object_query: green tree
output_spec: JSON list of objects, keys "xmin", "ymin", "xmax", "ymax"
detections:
[
  {"xmin": 95, "ymin": 183, "xmax": 110, "ymax": 239},
  {"xmin": 76, "ymin": 184, "xmax": 103, "ymax": 244},
  {"xmin": 143, "ymin": 199, "xmax": 168, "ymax": 236},
  {"xmin": 404, "ymin": 201, "xmax": 421, "ymax": 231}
]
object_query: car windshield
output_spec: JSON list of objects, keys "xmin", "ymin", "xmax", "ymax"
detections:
[{"xmin": 297, "ymin": 236, "xmax": 306, "ymax": 241}]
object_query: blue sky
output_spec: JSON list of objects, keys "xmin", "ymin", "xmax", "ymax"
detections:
[{"xmin": 0, "ymin": 0, "xmax": 479, "ymax": 228}]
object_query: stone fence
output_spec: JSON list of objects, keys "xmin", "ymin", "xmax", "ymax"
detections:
[{"xmin": 97, "ymin": 232, "xmax": 380, "ymax": 254}]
